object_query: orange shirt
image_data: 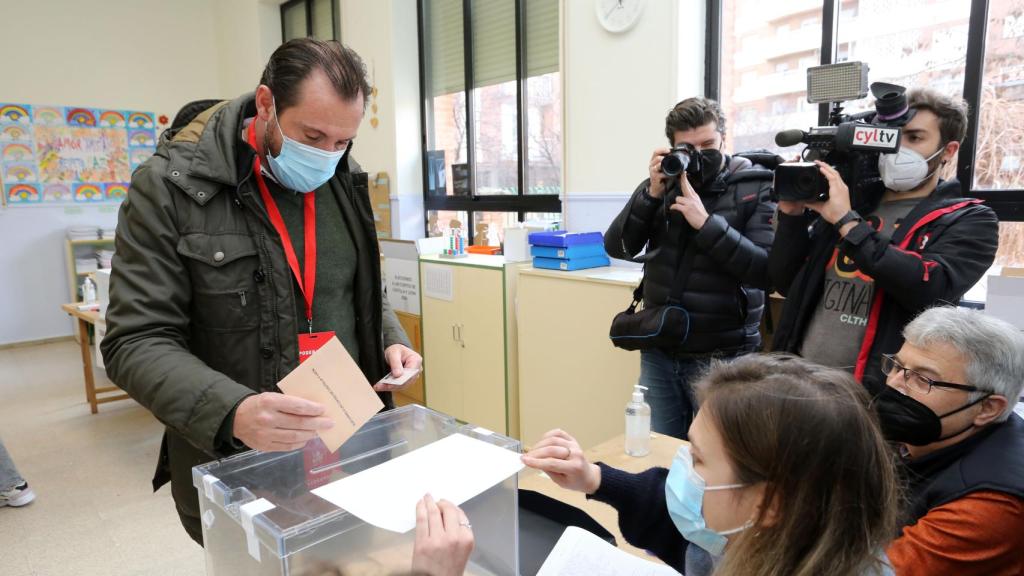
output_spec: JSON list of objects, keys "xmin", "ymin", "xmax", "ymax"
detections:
[{"xmin": 888, "ymin": 490, "xmax": 1024, "ymax": 576}]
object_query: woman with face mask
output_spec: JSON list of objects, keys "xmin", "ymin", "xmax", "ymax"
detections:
[{"xmin": 522, "ymin": 354, "xmax": 899, "ymax": 576}]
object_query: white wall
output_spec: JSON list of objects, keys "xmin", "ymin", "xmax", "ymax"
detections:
[
  {"xmin": 562, "ymin": 0, "xmax": 705, "ymax": 238},
  {"xmin": 0, "ymin": 0, "xmax": 279, "ymax": 346},
  {"xmin": 340, "ymin": 0, "xmax": 425, "ymax": 240}
]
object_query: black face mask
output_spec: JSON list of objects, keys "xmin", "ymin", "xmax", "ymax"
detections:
[
  {"xmin": 870, "ymin": 384, "xmax": 990, "ymax": 446},
  {"xmin": 687, "ymin": 149, "xmax": 723, "ymax": 191}
]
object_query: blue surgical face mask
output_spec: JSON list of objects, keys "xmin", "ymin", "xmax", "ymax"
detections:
[
  {"xmin": 265, "ymin": 100, "xmax": 347, "ymax": 193},
  {"xmin": 665, "ymin": 444, "xmax": 753, "ymax": 557}
]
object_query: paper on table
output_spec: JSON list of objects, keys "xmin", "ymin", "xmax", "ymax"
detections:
[
  {"xmin": 277, "ymin": 336, "xmax": 384, "ymax": 453},
  {"xmin": 311, "ymin": 433, "xmax": 523, "ymax": 533},
  {"xmin": 537, "ymin": 526, "xmax": 680, "ymax": 576}
]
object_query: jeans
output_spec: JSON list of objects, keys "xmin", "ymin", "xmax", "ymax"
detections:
[
  {"xmin": 640, "ymin": 349, "xmax": 737, "ymax": 440},
  {"xmin": 0, "ymin": 436, "xmax": 25, "ymax": 491}
]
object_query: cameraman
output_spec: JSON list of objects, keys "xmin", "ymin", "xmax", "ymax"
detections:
[
  {"xmin": 605, "ymin": 97, "xmax": 776, "ymax": 440},
  {"xmin": 768, "ymin": 88, "xmax": 998, "ymax": 389}
]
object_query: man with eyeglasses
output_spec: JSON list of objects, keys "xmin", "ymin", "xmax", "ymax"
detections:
[{"xmin": 871, "ymin": 306, "xmax": 1024, "ymax": 575}]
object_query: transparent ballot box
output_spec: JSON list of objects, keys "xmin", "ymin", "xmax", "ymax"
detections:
[{"xmin": 192, "ymin": 405, "xmax": 520, "ymax": 576}]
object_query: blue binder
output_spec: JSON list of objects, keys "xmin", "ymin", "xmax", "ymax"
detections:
[
  {"xmin": 528, "ymin": 231, "xmax": 604, "ymax": 248},
  {"xmin": 533, "ymin": 255, "xmax": 610, "ymax": 271},
  {"xmin": 530, "ymin": 244, "xmax": 607, "ymax": 259}
]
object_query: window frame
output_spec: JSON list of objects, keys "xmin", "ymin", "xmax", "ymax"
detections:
[
  {"xmin": 707, "ymin": 0, "xmax": 1024, "ymax": 221},
  {"xmin": 417, "ymin": 0, "xmax": 562, "ymax": 241},
  {"xmin": 280, "ymin": 0, "xmax": 339, "ymax": 42}
]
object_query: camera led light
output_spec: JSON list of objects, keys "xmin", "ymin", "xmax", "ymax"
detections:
[{"xmin": 806, "ymin": 62, "xmax": 869, "ymax": 104}]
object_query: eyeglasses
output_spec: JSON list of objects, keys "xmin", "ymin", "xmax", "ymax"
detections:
[{"xmin": 880, "ymin": 354, "xmax": 980, "ymax": 394}]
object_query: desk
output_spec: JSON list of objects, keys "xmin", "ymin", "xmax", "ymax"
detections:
[
  {"xmin": 60, "ymin": 303, "xmax": 131, "ymax": 414},
  {"xmin": 520, "ymin": 431, "xmax": 684, "ymax": 561}
]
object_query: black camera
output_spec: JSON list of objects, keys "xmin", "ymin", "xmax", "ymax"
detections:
[
  {"xmin": 661, "ymin": 144, "xmax": 703, "ymax": 179},
  {"xmin": 774, "ymin": 163, "xmax": 830, "ymax": 202},
  {"xmin": 773, "ymin": 63, "xmax": 910, "ymax": 206}
]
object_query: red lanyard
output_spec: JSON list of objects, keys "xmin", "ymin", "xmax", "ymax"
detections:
[{"xmin": 247, "ymin": 120, "xmax": 317, "ymax": 331}]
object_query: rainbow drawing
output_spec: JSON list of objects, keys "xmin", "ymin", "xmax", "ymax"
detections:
[
  {"xmin": 130, "ymin": 148, "xmax": 154, "ymax": 167},
  {"xmin": 66, "ymin": 108, "xmax": 97, "ymax": 127},
  {"xmin": 0, "ymin": 125, "xmax": 28, "ymax": 141},
  {"xmin": 127, "ymin": 112, "xmax": 154, "ymax": 129},
  {"xmin": 99, "ymin": 110, "xmax": 126, "ymax": 127},
  {"xmin": 4, "ymin": 164, "xmax": 36, "ymax": 182},
  {"xmin": 0, "ymin": 104, "xmax": 31, "ymax": 124},
  {"xmin": 2, "ymin": 143, "xmax": 33, "ymax": 161},
  {"xmin": 128, "ymin": 129, "xmax": 155, "ymax": 147},
  {"xmin": 43, "ymin": 183, "xmax": 71, "ymax": 202},
  {"xmin": 104, "ymin": 183, "xmax": 129, "ymax": 200},
  {"xmin": 33, "ymin": 107, "xmax": 63, "ymax": 125},
  {"xmin": 6, "ymin": 183, "xmax": 39, "ymax": 203},
  {"xmin": 74, "ymin": 183, "xmax": 103, "ymax": 202}
]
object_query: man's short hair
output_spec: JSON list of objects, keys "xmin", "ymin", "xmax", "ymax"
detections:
[
  {"xmin": 903, "ymin": 306, "xmax": 1024, "ymax": 422},
  {"xmin": 665, "ymin": 97, "xmax": 726, "ymax": 144},
  {"xmin": 907, "ymin": 88, "xmax": 969, "ymax": 145},
  {"xmin": 259, "ymin": 38, "xmax": 370, "ymax": 112}
]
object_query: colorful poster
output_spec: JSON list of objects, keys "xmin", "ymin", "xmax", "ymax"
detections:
[{"xmin": 0, "ymin": 103, "xmax": 157, "ymax": 207}]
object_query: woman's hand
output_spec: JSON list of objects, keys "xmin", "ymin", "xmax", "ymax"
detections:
[
  {"xmin": 411, "ymin": 494, "xmax": 474, "ymax": 576},
  {"xmin": 521, "ymin": 429, "xmax": 602, "ymax": 495}
]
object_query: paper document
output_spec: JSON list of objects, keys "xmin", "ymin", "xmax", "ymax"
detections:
[
  {"xmin": 537, "ymin": 526, "xmax": 680, "ymax": 576},
  {"xmin": 375, "ymin": 367, "xmax": 421, "ymax": 388},
  {"xmin": 277, "ymin": 336, "xmax": 384, "ymax": 452},
  {"xmin": 312, "ymin": 433, "xmax": 523, "ymax": 533}
]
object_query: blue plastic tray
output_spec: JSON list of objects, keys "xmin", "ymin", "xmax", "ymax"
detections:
[
  {"xmin": 528, "ymin": 231, "xmax": 604, "ymax": 248},
  {"xmin": 530, "ymin": 244, "xmax": 607, "ymax": 259},
  {"xmin": 533, "ymin": 255, "xmax": 610, "ymax": 271}
]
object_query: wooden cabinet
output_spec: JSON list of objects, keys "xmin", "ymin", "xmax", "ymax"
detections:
[
  {"xmin": 392, "ymin": 311, "xmax": 424, "ymax": 407},
  {"xmin": 420, "ymin": 255, "xmax": 521, "ymax": 437},
  {"xmin": 517, "ymin": 267, "xmax": 643, "ymax": 449}
]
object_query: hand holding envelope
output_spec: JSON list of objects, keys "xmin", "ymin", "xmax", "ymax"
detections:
[{"xmin": 277, "ymin": 336, "xmax": 385, "ymax": 452}]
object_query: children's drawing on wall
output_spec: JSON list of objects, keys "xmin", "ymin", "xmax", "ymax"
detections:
[{"xmin": 0, "ymin": 103, "xmax": 157, "ymax": 207}]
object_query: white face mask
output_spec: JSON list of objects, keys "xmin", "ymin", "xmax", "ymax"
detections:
[{"xmin": 878, "ymin": 145, "xmax": 945, "ymax": 192}]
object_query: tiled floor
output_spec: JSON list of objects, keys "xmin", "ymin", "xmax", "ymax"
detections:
[{"xmin": 0, "ymin": 340, "xmax": 205, "ymax": 576}]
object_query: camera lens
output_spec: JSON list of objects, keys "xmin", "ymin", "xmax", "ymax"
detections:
[{"xmin": 661, "ymin": 151, "xmax": 689, "ymax": 177}]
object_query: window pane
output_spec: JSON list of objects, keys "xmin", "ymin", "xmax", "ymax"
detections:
[
  {"xmin": 974, "ymin": 0, "xmax": 1024, "ymax": 190},
  {"xmin": 837, "ymin": 0, "xmax": 969, "ymax": 105},
  {"xmin": 523, "ymin": 212, "xmax": 562, "ymax": 230},
  {"xmin": 472, "ymin": 212, "xmax": 519, "ymax": 246},
  {"xmin": 472, "ymin": 0, "xmax": 518, "ymax": 196},
  {"xmin": 282, "ymin": 2, "xmax": 308, "ymax": 41},
  {"xmin": 962, "ymin": 221, "xmax": 1024, "ymax": 302},
  {"xmin": 526, "ymin": 72, "xmax": 562, "ymax": 195},
  {"xmin": 311, "ymin": 0, "xmax": 336, "ymax": 41},
  {"xmin": 720, "ymin": 1, "xmax": 824, "ymax": 155},
  {"xmin": 426, "ymin": 210, "xmax": 468, "ymax": 238},
  {"xmin": 525, "ymin": 0, "xmax": 561, "ymax": 196},
  {"xmin": 424, "ymin": 0, "xmax": 467, "ymax": 198}
]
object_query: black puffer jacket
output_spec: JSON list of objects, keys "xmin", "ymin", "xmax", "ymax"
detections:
[{"xmin": 605, "ymin": 156, "xmax": 776, "ymax": 354}]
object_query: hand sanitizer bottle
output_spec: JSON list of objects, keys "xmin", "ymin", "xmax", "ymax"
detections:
[
  {"xmin": 82, "ymin": 277, "xmax": 97, "ymax": 303},
  {"xmin": 625, "ymin": 384, "xmax": 651, "ymax": 457}
]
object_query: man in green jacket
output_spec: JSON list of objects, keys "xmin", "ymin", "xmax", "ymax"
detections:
[{"xmin": 101, "ymin": 38, "xmax": 421, "ymax": 545}]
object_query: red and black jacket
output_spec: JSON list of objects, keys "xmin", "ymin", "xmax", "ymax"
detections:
[{"xmin": 768, "ymin": 180, "xmax": 999, "ymax": 389}]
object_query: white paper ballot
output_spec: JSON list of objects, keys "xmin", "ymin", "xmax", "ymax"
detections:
[
  {"xmin": 537, "ymin": 526, "xmax": 680, "ymax": 576},
  {"xmin": 311, "ymin": 433, "xmax": 523, "ymax": 533}
]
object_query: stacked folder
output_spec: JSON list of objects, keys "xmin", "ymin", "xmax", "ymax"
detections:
[{"xmin": 528, "ymin": 231, "xmax": 610, "ymax": 271}]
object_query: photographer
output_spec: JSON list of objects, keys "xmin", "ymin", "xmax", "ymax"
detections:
[
  {"xmin": 768, "ymin": 88, "xmax": 998, "ymax": 390},
  {"xmin": 605, "ymin": 97, "xmax": 776, "ymax": 440}
]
